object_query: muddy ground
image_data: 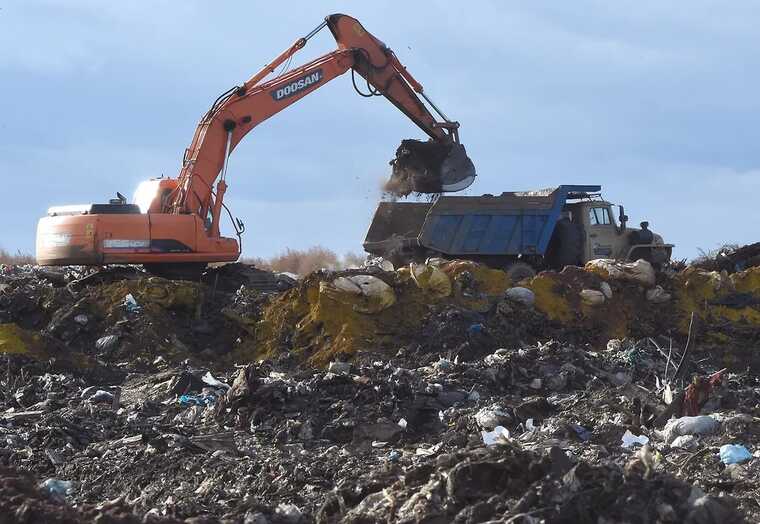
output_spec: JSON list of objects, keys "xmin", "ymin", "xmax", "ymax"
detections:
[{"xmin": 0, "ymin": 258, "xmax": 758, "ymax": 523}]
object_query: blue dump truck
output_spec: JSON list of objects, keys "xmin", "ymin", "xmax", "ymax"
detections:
[{"xmin": 363, "ymin": 185, "xmax": 673, "ymax": 279}]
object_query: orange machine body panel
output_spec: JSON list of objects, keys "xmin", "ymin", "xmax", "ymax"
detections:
[{"xmin": 36, "ymin": 212, "xmax": 238, "ymax": 266}]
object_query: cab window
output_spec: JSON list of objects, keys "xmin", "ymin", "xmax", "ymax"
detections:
[{"xmin": 588, "ymin": 207, "xmax": 611, "ymax": 226}]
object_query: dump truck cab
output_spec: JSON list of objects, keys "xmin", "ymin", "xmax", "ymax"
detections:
[{"xmin": 564, "ymin": 197, "xmax": 672, "ymax": 266}]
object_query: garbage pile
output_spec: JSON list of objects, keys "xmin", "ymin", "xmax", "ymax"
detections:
[
  {"xmin": 0, "ymin": 257, "xmax": 759, "ymax": 522},
  {"xmin": 0, "ymin": 336, "xmax": 757, "ymax": 522},
  {"xmin": 693, "ymin": 242, "xmax": 760, "ymax": 274}
]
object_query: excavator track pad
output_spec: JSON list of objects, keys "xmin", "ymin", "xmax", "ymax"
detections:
[{"xmin": 385, "ymin": 139, "xmax": 476, "ymax": 196}]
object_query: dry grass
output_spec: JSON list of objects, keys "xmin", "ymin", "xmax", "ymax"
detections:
[
  {"xmin": 0, "ymin": 249, "xmax": 35, "ymax": 266},
  {"xmin": 0, "ymin": 244, "xmax": 363, "ymax": 275},
  {"xmin": 691, "ymin": 244, "xmax": 740, "ymax": 270},
  {"xmin": 243, "ymin": 246, "xmax": 365, "ymax": 275}
]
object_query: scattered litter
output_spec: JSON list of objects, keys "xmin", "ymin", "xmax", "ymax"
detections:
[
  {"xmin": 275, "ymin": 503, "xmax": 302, "ymax": 524},
  {"xmin": 202, "ymin": 371, "xmax": 231, "ymax": 390},
  {"xmin": 580, "ymin": 289, "xmax": 606, "ymax": 305},
  {"xmin": 39, "ymin": 478, "xmax": 74, "ymax": 497},
  {"xmin": 415, "ymin": 443, "xmax": 442, "ymax": 456},
  {"xmin": 179, "ymin": 393, "xmax": 216, "ymax": 407},
  {"xmin": 646, "ymin": 285, "xmax": 672, "ymax": 303},
  {"xmin": 586, "ymin": 258, "xmax": 656, "ymax": 287},
  {"xmin": 88, "ymin": 390, "xmax": 115, "ymax": 403},
  {"xmin": 0, "ymin": 256, "xmax": 758, "ymax": 522},
  {"xmin": 719, "ymin": 444, "xmax": 752, "ymax": 465},
  {"xmin": 504, "ymin": 286, "xmax": 535, "ymax": 307},
  {"xmin": 481, "ymin": 426, "xmax": 510, "ymax": 446},
  {"xmin": 662, "ymin": 416, "xmax": 720, "ymax": 444},
  {"xmin": 435, "ymin": 358, "xmax": 454, "ymax": 372},
  {"xmin": 410, "ymin": 263, "xmax": 452, "ymax": 299},
  {"xmin": 475, "ymin": 405, "xmax": 512, "ymax": 430},
  {"xmin": 670, "ymin": 435, "xmax": 699, "ymax": 449},
  {"xmin": 328, "ymin": 361, "xmax": 351, "ymax": 374},
  {"xmin": 622, "ymin": 430, "xmax": 650, "ymax": 448},
  {"xmin": 123, "ymin": 293, "xmax": 141, "ymax": 313},
  {"xmin": 607, "ymin": 339, "xmax": 622, "ymax": 352},
  {"xmin": 94, "ymin": 334, "xmax": 119, "ymax": 352},
  {"xmin": 571, "ymin": 424, "xmax": 592, "ymax": 442}
]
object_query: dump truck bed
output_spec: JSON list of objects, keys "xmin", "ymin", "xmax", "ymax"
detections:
[{"xmin": 363, "ymin": 185, "xmax": 601, "ymax": 257}]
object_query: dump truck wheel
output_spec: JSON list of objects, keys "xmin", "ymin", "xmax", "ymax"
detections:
[
  {"xmin": 505, "ymin": 262, "xmax": 536, "ymax": 283},
  {"xmin": 546, "ymin": 219, "xmax": 583, "ymax": 269}
]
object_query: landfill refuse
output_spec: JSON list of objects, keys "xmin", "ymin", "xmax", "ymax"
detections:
[
  {"xmin": 410, "ymin": 262, "xmax": 452, "ymax": 299},
  {"xmin": 0, "ymin": 258, "xmax": 758, "ymax": 522},
  {"xmin": 179, "ymin": 393, "xmax": 216, "ymax": 406},
  {"xmin": 670, "ymin": 434, "xmax": 700, "ymax": 449},
  {"xmin": 328, "ymin": 361, "xmax": 352, "ymax": 374},
  {"xmin": 504, "ymin": 286, "xmax": 535, "ymax": 307},
  {"xmin": 123, "ymin": 293, "xmax": 141, "ymax": 313},
  {"xmin": 87, "ymin": 389, "xmax": 114, "ymax": 403},
  {"xmin": 39, "ymin": 478, "xmax": 75, "ymax": 497},
  {"xmin": 475, "ymin": 405, "xmax": 512, "ymax": 430},
  {"xmin": 693, "ymin": 241, "xmax": 760, "ymax": 273},
  {"xmin": 719, "ymin": 444, "xmax": 753, "ymax": 465},
  {"xmin": 622, "ymin": 429, "xmax": 650, "ymax": 448},
  {"xmin": 662, "ymin": 415, "xmax": 720, "ymax": 444},
  {"xmin": 646, "ymin": 285, "xmax": 672, "ymax": 303},
  {"xmin": 481, "ymin": 426, "xmax": 510, "ymax": 446},
  {"xmin": 586, "ymin": 258, "xmax": 657, "ymax": 287},
  {"xmin": 580, "ymin": 288, "xmax": 606, "ymax": 305}
]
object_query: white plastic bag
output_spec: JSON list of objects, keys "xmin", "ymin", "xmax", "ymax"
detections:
[
  {"xmin": 505, "ymin": 287, "xmax": 535, "ymax": 307},
  {"xmin": 662, "ymin": 416, "xmax": 719, "ymax": 444},
  {"xmin": 481, "ymin": 426, "xmax": 510, "ymax": 446},
  {"xmin": 621, "ymin": 429, "xmax": 649, "ymax": 448},
  {"xmin": 580, "ymin": 289, "xmax": 605, "ymax": 305}
]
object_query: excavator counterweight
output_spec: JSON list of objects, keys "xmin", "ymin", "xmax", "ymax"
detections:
[{"xmin": 36, "ymin": 14, "xmax": 477, "ymax": 274}]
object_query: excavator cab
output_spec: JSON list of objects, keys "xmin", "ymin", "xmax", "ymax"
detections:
[{"xmin": 133, "ymin": 179, "xmax": 177, "ymax": 214}]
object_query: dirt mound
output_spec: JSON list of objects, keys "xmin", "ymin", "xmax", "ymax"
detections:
[{"xmin": 4, "ymin": 259, "xmax": 759, "ymax": 371}]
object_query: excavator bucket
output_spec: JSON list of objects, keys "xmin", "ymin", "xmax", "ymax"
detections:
[{"xmin": 385, "ymin": 139, "xmax": 476, "ymax": 196}]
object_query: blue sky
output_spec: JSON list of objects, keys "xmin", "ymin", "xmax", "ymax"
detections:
[{"xmin": 2, "ymin": 1, "xmax": 758, "ymax": 260}]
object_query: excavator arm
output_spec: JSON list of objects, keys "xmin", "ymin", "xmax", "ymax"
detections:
[{"xmin": 170, "ymin": 13, "xmax": 475, "ymax": 233}]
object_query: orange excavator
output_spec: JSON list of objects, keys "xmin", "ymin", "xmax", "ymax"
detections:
[{"xmin": 36, "ymin": 14, "xmax": 476, "ymax": 278}]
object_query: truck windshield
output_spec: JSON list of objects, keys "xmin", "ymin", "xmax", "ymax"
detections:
[{"xmin": 589, "ymin": 207, "xmax": 611, "ymax": 225}]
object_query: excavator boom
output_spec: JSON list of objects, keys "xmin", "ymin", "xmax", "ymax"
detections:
[
  {"xmin": 173, "ymin": 14, "xmax": 475, "ymax": 221},
  {"xmin": 36, "ymin": 14, "xmax": 476, "ymax": 273}
]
